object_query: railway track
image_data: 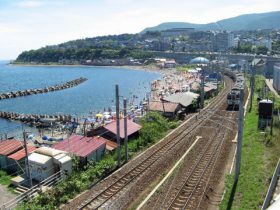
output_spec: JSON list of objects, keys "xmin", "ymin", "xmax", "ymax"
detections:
[
  {"xmin": 77, "ymin": 76, "xmax": 234, "ymax": 210},
  {"xmin": 162, "ymin": 111, "xmax": 234, "ymax": 210}
]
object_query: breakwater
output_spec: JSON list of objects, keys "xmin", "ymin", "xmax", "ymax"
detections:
[
  {"xmin": 0, "ymin": 111, "xmax": 72, "ymax": 125},
  {"xmin": 0, "ymin": 77, "xmax": 87, "ymax": 100}
]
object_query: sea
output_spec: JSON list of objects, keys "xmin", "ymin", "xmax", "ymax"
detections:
[{"xmin": 0, "ymin": 61, "xmax": 161, "ymax": 138}]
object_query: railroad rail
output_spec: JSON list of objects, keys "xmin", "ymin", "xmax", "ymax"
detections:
[
  {"xmin": 164, "ymin": 111, "xmax": 233, "ymax": 209},
  {"xmin": 76, "ymin": 76, "xmax": 234, "ymax": 210}
]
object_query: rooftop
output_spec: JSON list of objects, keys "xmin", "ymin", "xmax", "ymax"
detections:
[
  {"xmin": 0, "ymin": 140, "xmax": 23, "ymax": 156},
  {"xmin": 8, "ymin": 146, "xmax": 36, "ymax": 161},
  {"xmin": 104, "ymin": 119, "xmax": 142, "ymax": 139},
  {"xmin": 149, "ymin": 101, "xmax": 179, "ymax": 113},
  {"xmin": 190, "ymin": 57, "xmax": 210, "ymax": 64},
  {"xmin": 52, "ymin": 134, "xmax": 106, "ymax": 158},
  {"xmin": 28, "ymin": 152, "xmax": 52, "ymax": 165},
  {"xmin": 164, "ymin": 92, "xmax": 199, "ymax": 107}
]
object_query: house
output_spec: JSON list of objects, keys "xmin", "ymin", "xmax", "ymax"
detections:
[
  {"xmin": 164, "ymin": 60, "xmax": 176, "ymax": 68},
  {"xmin": 149, "ymin": 101, "xmax": 181, "ymax": 118},
  {"xmin": 0, "ymin": 140, "xmax": 23, "ymax": 171},
  {"xmin": 27, "ymin": 147, "xmax": 72, "ymax": 182},
  {"xmin": 7, "ymin": 146, "xmax": 36, "ymax": 174},
  {"xmin": 163, "ymin": 92, "xmax": 199, "ymax": 112},
  {"xmin": 52, "ymin": 134, "xmax": 106, "ymax": 163},
  {"xmin": 103, "ymin": 119, "xmax": 142, "ymax": 141}
]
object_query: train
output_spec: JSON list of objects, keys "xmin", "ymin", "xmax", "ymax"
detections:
[{"xmin": 227, "ymin": 73, "xmax": 244, "ymax": 110}]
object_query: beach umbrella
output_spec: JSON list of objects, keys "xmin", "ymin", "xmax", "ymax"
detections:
[{"xmin": 96, "ymin": 113, "xmax": 103, "ymax": 117}]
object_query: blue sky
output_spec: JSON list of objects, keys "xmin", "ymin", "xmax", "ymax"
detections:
[{"xmin": 0, "ymin": 0, "xmax": 280, "ymax": 59}]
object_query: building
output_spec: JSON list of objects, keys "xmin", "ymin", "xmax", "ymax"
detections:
[
  {"xmin": 256, "ymin": 38, "xmax": 272, "ymax": 51},
  {"xmin": 273, "ymin": 63, "xmax": 280, "ymax": 93},
  {"xmin": 0, "ymin": 140, "xmax": 23, "ymax": 171},
  {"xmin": 212, "ymin": 31, "xmax": 234, "ymax": 52},
  {"xmin": 163, "ymin": 92, "xmax": 199, "ymax": 112},
  {"xmin": 7, "ymin": 146, "xmax": 36, "ymax": 173},
  {"xmin": 164, "ymin": 60, "xmax": 176, "ymax": 68},
  {"xmin": 27, "ymin": 147, "xmax": 72, "ymax": 182},
  {"xmin": 103, "ymin": 119, "xmax": 142, "ymax": 141},
  {"xmin": 52, "ymin": 134, "xmax": 106, "ymax": 163},
  {"xmin": 149, "ymin": 101, "xmax": 181, "ymax": 118},
  {"xmin": 161, "ymin": 28, "xmax": 195, "ymax": 38}
]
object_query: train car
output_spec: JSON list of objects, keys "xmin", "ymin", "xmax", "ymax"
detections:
[{"xmin": 227, "ymin": 73, "xmax": 244, "ymax": 110}]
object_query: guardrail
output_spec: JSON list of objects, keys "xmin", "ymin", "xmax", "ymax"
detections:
[
  {"xmin": 1, "ymin": 171, "xmax": 63, "ymax": 210},
  {"xmin": 262, "ymin": 159, "xmax": 280, "ymax": 210}
]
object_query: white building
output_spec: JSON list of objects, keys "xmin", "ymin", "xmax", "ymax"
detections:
[
  {"xmin": 273, "ymin": 63, "xmax": 280, "ymax": 93},
  {"xmin": 213, "ymin": 31, "xmax": 234, "ymax": 52},
  {"xmin": 28, "ymin": 147, "xmax": 72, "ymax": 182},
  {"xmin": 257, "ymin": 38, "xmax": 272, "ymax": 51}
]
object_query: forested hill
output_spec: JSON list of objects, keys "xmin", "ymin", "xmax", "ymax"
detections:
[
  {"xmin": 141, "ymin": 11, "xmax": 280, "ymax": 32},
  {"xmin": 15, "ymin": 33, "xmax": 158, "ymax": 64}
]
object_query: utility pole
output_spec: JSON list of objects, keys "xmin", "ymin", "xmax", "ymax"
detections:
[
  {"xmin": 23, "ymin": 131, "xmax": 32, "ymax": 187},
  {"xmin": 200, "ymin": 66, "xmax": 205, "ymax": 109},
  {"xmin": 235, "ymin": 88, "xmax": 244, "ymax": 182},
  {"xmin": 146, "ymin": 92, "xmax": 150, "ymax": 113},
  {"xmin": 115, "ymin": 85, "xmax": 121, "ymax": 167},
  {"xmin": 249, "ymin": 65, "xmax": 255, "ymax": 112},
  {"xmin": 124, "ymin": 98, "xmax": 128, "ymax": 162},
  {"xmin": 271, "ymin": 97, "xmax": 274, "ymax": 136}
]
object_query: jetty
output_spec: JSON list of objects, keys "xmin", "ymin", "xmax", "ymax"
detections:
[
  {"xmin": 0, "ymin": 111, "xmax": 72, "ymax": 126},
  {"xmin": 0, "ymin": 77, "xmax": 87, "ymax": 100}
]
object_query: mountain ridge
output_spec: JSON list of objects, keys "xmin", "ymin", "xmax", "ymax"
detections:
[{"xmin": 141, "ymin": 11, "xmax": 280, "ymax": 33}]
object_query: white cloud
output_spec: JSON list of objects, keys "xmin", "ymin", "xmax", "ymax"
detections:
[
  {"xmin": 1, "ymin": 0, "xmax": 280, "ymax": 59},
  {"xmin": 16, "ymin": 0, "xmax": 67, "ymax": 8},
  {"xmin": 17, "ymin": 0, "xmax": 45, "ymax": 8}
]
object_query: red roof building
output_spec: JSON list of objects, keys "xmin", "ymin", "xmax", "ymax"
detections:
[
  {"xmin": 52, "ymin": 134, "xmax": 106, "ymax": 160},
  {"xmin": 0, "ymin": 140, "xmax": 23, "ymax": 156},
  {"xmin": 8, "ymin": 146, "xmax": 36, "ymax": 161},
  {"xmin": 104, "ymin": 119, "xmax": 142, "ymax": 139}
]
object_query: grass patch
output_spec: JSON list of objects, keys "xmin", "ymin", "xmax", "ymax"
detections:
[
  {"xmin": 0, "ymin": 170, "xmax": 12, "ymax": 186},
  {"xmin": 220, "ymin": 75, "xmax": 280, "ymax": 210},
  {"xmin": 176, "ymin": 64, "xmax": 196, "ymax": 72},
  {"xmin": 17, "ymin": 112, "xmax": 179, "ymax": 210}
]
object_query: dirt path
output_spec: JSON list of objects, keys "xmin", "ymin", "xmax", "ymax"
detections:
[{"xmin": 0, "ymin": 184, "xmax": 16, "ymax": 206}]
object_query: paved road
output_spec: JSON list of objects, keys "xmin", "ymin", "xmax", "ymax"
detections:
[
  {"xmin": 0, "ymin": 184, "xmax": 16, "ymax": 206},
  {"xmin": 265, "ymin": 79, "xmax": 280, "ymax": 99}
]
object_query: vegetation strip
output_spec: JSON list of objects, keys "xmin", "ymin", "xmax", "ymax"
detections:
[{"xmin": 220, "ymin": 75, "xmax": 280, "ymax": 210}]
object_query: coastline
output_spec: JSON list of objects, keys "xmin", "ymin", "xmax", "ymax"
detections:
[{"xmin": 11, "ymin": 63, "xmax": 168, "ymax": 75}]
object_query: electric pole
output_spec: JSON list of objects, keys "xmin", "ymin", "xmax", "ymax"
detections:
[
  {"xmin": 249, "ymin": 65, "xmax": 255, "ymax": 112},
  {"xmin": 235, "ymin": 88, "xmax": 244, "ymax": 182},
  {"xmin": 116, "ymin": 85, "xmax": 121, "ymax": 167},
  {"xmin": 124, "ymin": 98, "xmax": 128, "ymax": 162},
  {"xmin": 200, "ymin": 66, "xmax": 205, "ymax": 109},
  {"xmin": 23, "ymin": 131, "xmax": 32, "ymax": 187}
]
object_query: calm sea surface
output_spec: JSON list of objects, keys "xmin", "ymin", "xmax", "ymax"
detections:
[{"xmin": 0, "ymin": 61, "xmax": 161, "ymax": 136}]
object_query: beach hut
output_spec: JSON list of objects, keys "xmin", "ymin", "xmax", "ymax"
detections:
[
  {"xmin": 149, "ymin": 101, "xmax": 181, "ymax": 119},
  {"xmin": 7, "ymin": 146, "xmax": 36, "ymax": 174},
  {"xmin": 52, "ymin": 134, "xmax": 106, "ymax": 164},
  {"xmin": 103, "ymin": 119, "xmax": 142, "ymax": 141},
  {"xmin": 0, "ymin": 140, "xmax": 23, "ymax": 171}
]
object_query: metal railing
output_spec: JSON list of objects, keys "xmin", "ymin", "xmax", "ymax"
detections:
[
  {"xmin": 1, "ymin": 171, "xmax": 63, "ymax": 210},
  {"xmin": 262, "ymin": 159, "xmax": 280, "ymax": 210}
]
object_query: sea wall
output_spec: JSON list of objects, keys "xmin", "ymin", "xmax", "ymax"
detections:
[
  {"xmin": 0, "ymin": 77, "xmax": 87, "ymax": 100},
  {"xmin": 0, "ymin": 111, "xmax": 72, "ymax": 124}
]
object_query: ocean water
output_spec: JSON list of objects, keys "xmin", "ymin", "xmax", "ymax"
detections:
[{"xmin": 0, "ymin": 61, "xmax": 161, "ymax": 136}]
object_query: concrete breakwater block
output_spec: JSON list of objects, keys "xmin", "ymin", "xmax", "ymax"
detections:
[
  {"xmin": 0, "ymin": 77, "xmax": 87, "ymax": 100},
  {"xmin": 0, "ymin": 111, "xmax": 72, "ymax": 126}
]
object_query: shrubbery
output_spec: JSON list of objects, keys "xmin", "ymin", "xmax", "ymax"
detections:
[{"xmin": 17, "ymin": 112, "xmax": 178, "ymax": 209}]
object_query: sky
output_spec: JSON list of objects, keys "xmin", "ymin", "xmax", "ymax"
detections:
[{"xmin": 0, "ymin": 0, "xmax": 280, "ymax": 59}]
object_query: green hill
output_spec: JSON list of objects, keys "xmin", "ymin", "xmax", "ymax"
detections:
[{"xmin": 141, "ymin": 11, "xmax": 280, "ymax": 32}]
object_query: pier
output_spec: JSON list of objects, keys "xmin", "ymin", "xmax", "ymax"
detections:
[
  {"xmin": 0, "ymin": 77, "xmax": 87, "ymax": 100},
  {"xmin": 0, "ymin": 111, "xmax": 72, "ymax": 126}
]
